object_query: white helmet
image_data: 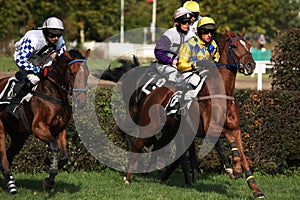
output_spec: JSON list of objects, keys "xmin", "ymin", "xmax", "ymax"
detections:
[
  {"xmin": 42, "ymin": 17, "xmax": 64, "ymax": 35},
  {"xmin": 174, "ymin": 7, "xmax": 192, "ymax": 22}
]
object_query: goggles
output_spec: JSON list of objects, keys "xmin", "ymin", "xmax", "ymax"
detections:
[
  {"xmin": 192, "ymin": 12, "xmax": 199, "ymax": 18},
  {"xmin": 200, "ymin": 29, "xmax": 215, "ymax": 35},
  {"xmin": 180, "ymin": 19, "xmax": 191, "ymax": 25},
  {"xmin": 48, "ymin": 33, "xmax": 62, "ymax": 38}
]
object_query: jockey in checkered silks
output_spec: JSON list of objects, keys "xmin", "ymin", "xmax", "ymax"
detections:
[{"xmin": 6, "ymin": 17, "xmax": 66, "ymax": 116}]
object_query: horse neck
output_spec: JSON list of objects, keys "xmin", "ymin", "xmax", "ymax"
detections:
[
  {"xmin": 38, "ymin": 62, "xmax": 69, "ymax": 97},
  {"xmin": 218, "ymin": 44, "xmax": 238, "ymax": 97}
]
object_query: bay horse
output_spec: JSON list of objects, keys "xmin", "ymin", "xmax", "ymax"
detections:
[
  {"xmin": 0, "ymin": 49, "xmax": 90, "ymax": 194},
  {"xmin": 121, "ymin": 28, "xmax": 265, "ymax": 198}
]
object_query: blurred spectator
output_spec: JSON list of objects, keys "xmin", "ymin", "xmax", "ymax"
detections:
[{"xmin": 257, "ymin": 34, "xmax": 266, "ymax": 50}]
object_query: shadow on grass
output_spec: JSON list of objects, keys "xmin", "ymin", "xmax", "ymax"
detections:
[
  {"xmin": 132, "ymin": 170, "xmax": 246, "ymax": 199},
  {"xmin": 1, "ymin": 178, "xmax": 81, "ymax": 196}
]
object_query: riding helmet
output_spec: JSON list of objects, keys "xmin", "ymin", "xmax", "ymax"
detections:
[
  {"xmin": 42, "ymin": 17, "xmax": 64, "ymax": 35},
  {"xmin": 173, "ymin": 7, "xmax": 192, "ymax": 23},
  {"xmin": 183, "ymin": 0, "xmax": 200, "ymax": 13}
]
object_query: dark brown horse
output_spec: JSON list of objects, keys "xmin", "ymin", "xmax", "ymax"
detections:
[
  {"xmin": 0, "ymin": 49, "xmax": 90, "ymax": 194},
  {"xmin": 121, "ymin": 28, "xmax": 265, "ymax": 198}
]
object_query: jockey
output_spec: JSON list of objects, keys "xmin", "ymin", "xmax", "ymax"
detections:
[
  {"xmin": 183, "ymin": 0, "xmax": 202, "ymax": 39},
  {"xmin": 154, "ymin": 7, "xmax": 192, "ymax": 83},
  {"xmin": 176, "ymin": 16, "xmax": 219, "ymax": 109},
  {"xmin": 6, "ymin": 16, "xmax": 66, "ymax": 116}
]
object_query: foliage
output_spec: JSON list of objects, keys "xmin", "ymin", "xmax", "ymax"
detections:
[
  {"xmin": 0, "ymin": 0, "xmax": 299, "ymax": 56},
  {"xmin": 270, "ymin": 28, "xmax": 300, "ymax": 91},
  {"xmin": 236, "ymin": 89, "xmax": 300, "ymax": 174}
]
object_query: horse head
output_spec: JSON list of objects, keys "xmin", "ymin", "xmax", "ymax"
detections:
[
  {"xmin": 219, "ymin": 28, "xmax": 255, "ymax": 75},
  {"xmin": 64, "ymin": 49, "xmax": 90, "ymax": 109}
]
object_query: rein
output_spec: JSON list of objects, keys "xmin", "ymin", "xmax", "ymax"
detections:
[
  {"xmin": 38, "ymin": 58, "xmax": 87, "ymax": 105},
  {"xmin": 196, "ymin": 94, "xmax": 235, "ymax": 101}
]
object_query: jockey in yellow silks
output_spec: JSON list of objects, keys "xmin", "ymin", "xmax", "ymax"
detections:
[{"xmin": 173, "ymin": 17, "xmax": 219, "ymax": 113}]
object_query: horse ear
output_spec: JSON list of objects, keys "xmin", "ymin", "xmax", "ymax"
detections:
[
  {"xmin": 64, "ymin": 50, "xmax": 73, "ymax": 60},
  {"xmin": 241, "ymin": 27, "xmax": 246, "ymax": 37},
  {"xmin": 85, "ymin": 49, "xmax": 91, "ymax": 60},
  {"xmin": 225, "ymin": 28, "xmax": 231, "ymax": 38}
]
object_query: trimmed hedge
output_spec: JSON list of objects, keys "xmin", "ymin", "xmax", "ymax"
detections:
[
  {"xmin": 271, "ymin": 28, "xmax": 300, "ymax": 91},
  {"xmin": 10, "ymin": 87, "xmax": 299, "ymax": 175}
]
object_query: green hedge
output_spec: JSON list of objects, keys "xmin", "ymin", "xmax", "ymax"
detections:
[
  {"xmin": 271, "ymin": 28, "xmax": 300, "ymax": 91},
  {"xmin": 11, "ymin": 87, "xmax": 299, "ymax": 175}
]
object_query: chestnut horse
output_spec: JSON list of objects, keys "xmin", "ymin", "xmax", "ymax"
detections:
[
  {"xmin": 0, "ymin": 49, "xmax": 90, "ymax": 194},
  {"xmin": 121, "ymin": 28, "xmax": 265, "ymax": 198}
]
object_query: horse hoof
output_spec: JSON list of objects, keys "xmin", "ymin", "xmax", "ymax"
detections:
[
  {"xmin": 254, "ymin": 192, "xmax": 265, "ymax": 198},
  {"xmin": 123, "ymin": 177, "xmax": 130, "ymax": 184},
  {"xmin": 43, "ymin": 178, "xmax": 54, "ymax": 191}
]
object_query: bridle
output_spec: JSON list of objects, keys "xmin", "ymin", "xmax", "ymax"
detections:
[
  {"xmin": 216, "ymin": 36, "xmax": 252, "ymax": 69},
  {"xmin": 67, "ymin": 59, "xmax": 88, "ymax": 95},
  {"xmin": 35, "ymin": 57, "xmax": 88, "ymax": 106}
]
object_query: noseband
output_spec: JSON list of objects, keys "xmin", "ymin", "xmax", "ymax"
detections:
[
  {"xmin": 216, "ymin": 36, "xmax": 251, "ymax": 69},
  {"xmin": 68, "ymin": 59, "xmax": 88, "ymax": 94}
]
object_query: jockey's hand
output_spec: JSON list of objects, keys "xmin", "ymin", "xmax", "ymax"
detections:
[
  {"xmin": 196, "ymin": 60, "xmax": 215, "ymax": 69},
  {"xmin": 38, "ymin": 67, "xmax": 49, "ymax": 78}
]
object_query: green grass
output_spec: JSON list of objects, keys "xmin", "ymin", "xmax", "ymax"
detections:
[
  {"xmin": 0, "ymin": 169, "xmax": 299, "ymax": 199},
  {"xmin": 0, "ymin": 57, "xmax": 15, "ymax": 71}
]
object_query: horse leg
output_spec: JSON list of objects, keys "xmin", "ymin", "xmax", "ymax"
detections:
[
  {"xmin": 232, "ymin": 129, "xmax": 265, "ymax": 198},
  {"xmin": 215, "ymin": 139, "xmax": 234, "ymax": 178},
  {"xmin": 188, "ymin": 140, "xmax": 198, "ymax": 183},
  {"xmin": 32, "ymin": 121, "xmax": 60, "ymax": 190},
  {"xmin": 124, "ymin": 137, "xmax": 145, "ymax": 184},
  {"xmin": 180, "ymin": 152, "xmax": 192, "ymax": 186},
  {"xmin": 0, "ymin": 121, "xmax": 17, "ymax": 194},
  {"xmin": 161, "ymin": 156, "xmax": 181, "ymax": 184},
  {"xmin": 56, "ymin": 130, "xmax": 69, "ymax": 169},
  {"xmin": 43, "ymin": 140, "xmax": 59, "ymax": 191}
]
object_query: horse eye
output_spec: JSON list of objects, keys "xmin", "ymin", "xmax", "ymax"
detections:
[{"xmin": 231, "ymin": 45, "xmax": 237, "ymax": 49}]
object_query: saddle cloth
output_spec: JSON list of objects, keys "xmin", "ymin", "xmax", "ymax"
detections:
[
  {"xmin": 0, "ymin": 77, "xmax": 33, "ymax": 105},
  {"xmin": 0, "ymin": 77, "xmax": 18, "ymax": 104}
]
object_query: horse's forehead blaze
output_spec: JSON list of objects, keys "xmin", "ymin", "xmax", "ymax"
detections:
[{"xmin": 239, "ymin": 40, "xmax": 249, "ymax": 51}]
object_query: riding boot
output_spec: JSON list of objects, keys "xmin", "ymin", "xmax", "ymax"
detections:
[
  {"xmin": 172, "ymin": 84, "xmax": 194, "ymax": 119},
  {"xmin": 6, "ymin": 81, "xmax": 33, "ymax": 117}
]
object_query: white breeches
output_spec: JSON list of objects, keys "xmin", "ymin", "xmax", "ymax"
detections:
[
  {"xmin": 179, "ymin": 72, "xmax": 201, "ymax": 87},
  {"xmin": 27, "ymin": 74, "xmax": 40, "ymax": 85},
  {"xmin": 156, "ymin": 64, "xmax": 180, "ymax": 83}
]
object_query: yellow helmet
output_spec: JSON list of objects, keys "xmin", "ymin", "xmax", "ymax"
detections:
[
  {"xmin": 183, "ymin": 0, "xmax": 200, "ymax": 13},
  {"xmin": 197, "ymin": 17, "xmax": 216, "ymax": 30}
]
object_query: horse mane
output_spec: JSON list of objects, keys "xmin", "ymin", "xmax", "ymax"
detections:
[
  {"xmin": 95, "ymin": 55, "xmax": 140, "ymax": 82},
  {"xmin": 68, "ymin": 49, "xmax": 85, "ymax": 59},
  {"xmin": 218, "ymin": 29, "xmax": 242, "ymax": 56}
]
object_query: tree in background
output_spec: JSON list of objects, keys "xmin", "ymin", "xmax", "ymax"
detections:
[{"xmin": 0, "ymin": 0, "xmax": 299, "ymax": 56}]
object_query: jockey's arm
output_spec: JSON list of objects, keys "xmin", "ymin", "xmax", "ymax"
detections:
[
  {"xmin": 14, "ymin": 43, "xmax": 41, "ymax": 74},
  {"xmin": 177, "ymin": 43, "xmax": 195, "ymax": 72}
]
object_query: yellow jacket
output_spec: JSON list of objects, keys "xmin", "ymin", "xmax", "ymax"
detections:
[{"xmin": 177, "ymin": 36, "xmax": 220, "ymax": 72}]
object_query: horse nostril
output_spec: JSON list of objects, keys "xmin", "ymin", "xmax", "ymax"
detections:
[{"xmin": 247, "ymin": 63, "xmax": 252, "ymax": 70}]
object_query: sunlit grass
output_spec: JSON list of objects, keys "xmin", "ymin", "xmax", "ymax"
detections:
[{"xmin": 0, "ymin": 169, "xmax": 299, "ymax": 199}]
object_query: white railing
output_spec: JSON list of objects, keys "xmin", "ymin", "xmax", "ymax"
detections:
[{"xmin": 253, "ymin": 61, "xmax": 274, "ymax": 91}]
